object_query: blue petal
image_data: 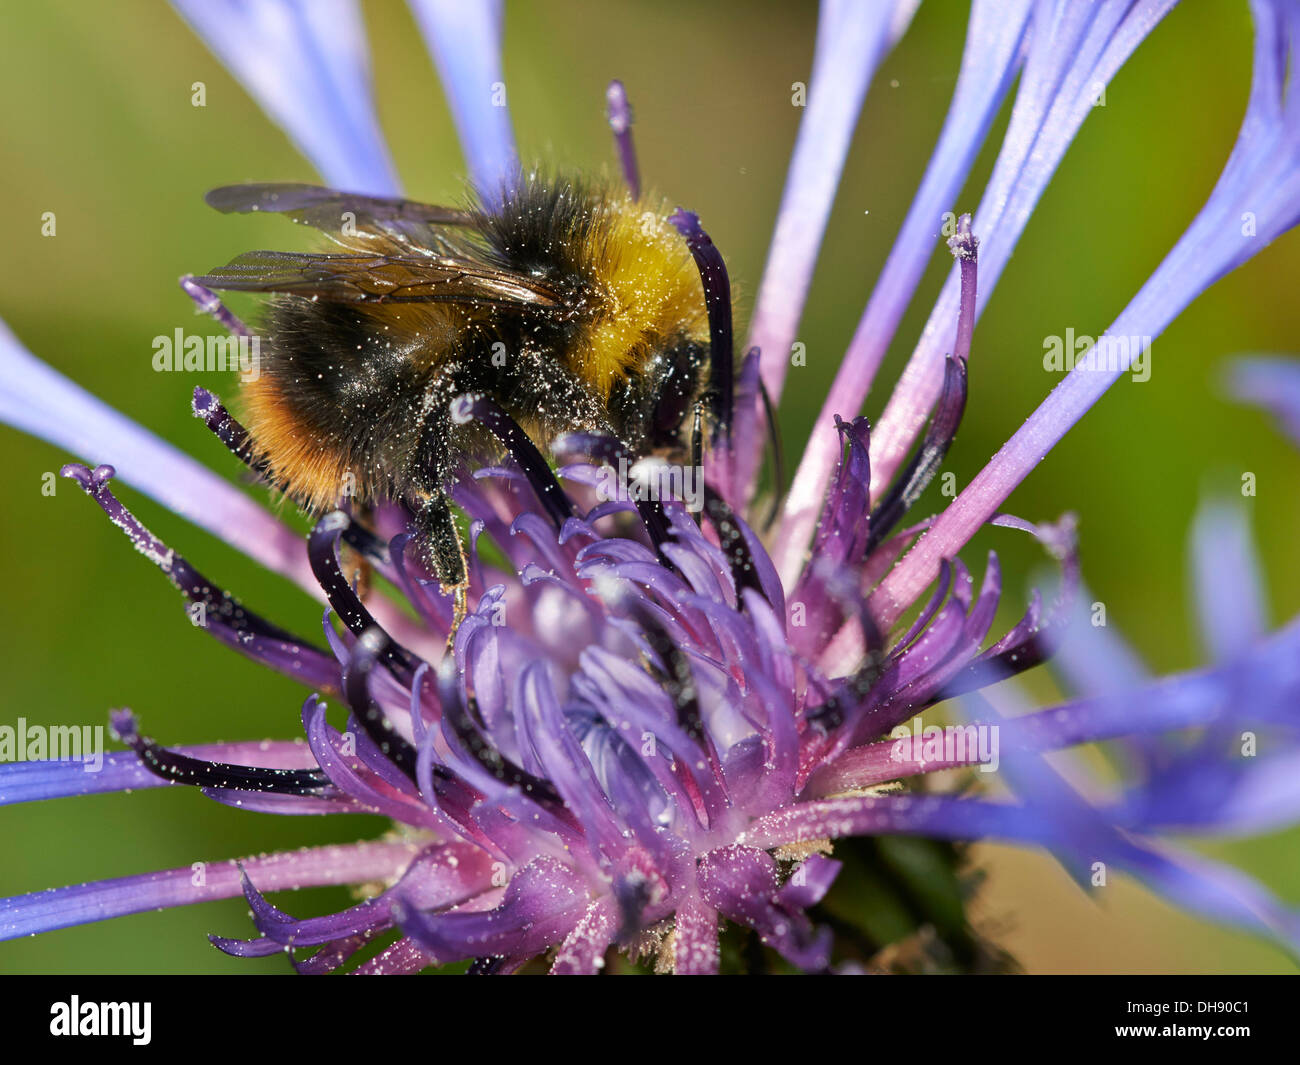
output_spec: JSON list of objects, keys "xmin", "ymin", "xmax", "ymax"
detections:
[
  {"xmin": 171, "ymin": 0, "xmax": 400, "ymax": 193},
  {"xmin": 1229, "ymin": 356, "xmax": 1300, "ymax": 446},
  {"xmin": 776, "ymin": 0, "xmax": 1033, "ymax": 561},
  {"xmin": 407, "ymin": 0, "xmax": 517, "ymax": 207},
  {"xmin": 1119, "ymin": 842, "xmax": 1300, "ymax": 955},
  {"xmin": 865, "ymin": 0, "xmax": 1179, "ymax": 501},
  {"xmin": 0, "ymin": 320, "xmax": 318, "ymax": 595},
  {"xmin": 871, "ymin": 0, "xmax": 1300, "ymax": 625},
  {"xmin": 0, "ymin": 842, "xmax": 417, "ymax": 940},
  {"xmin": 1190, "ymin": 498, "xmax": 1267, "ymax": 663},
  {"xmin": 749, "ymin": 0, "xmax": 920, "ymax": 408},
  {"xmin": 960, "ymin": 690, "xmax": 1300, "ymax": 952}
]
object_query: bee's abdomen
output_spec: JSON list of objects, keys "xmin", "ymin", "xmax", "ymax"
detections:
[{"xmin": 240, "ymin": 297, "xmax": 437, "ymax": 510}]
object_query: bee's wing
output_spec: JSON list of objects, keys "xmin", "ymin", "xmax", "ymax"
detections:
[
  {"xmin": 193, "ymin": 250, "xmax": 563, "ymax": 309},
  {"xmin": 204, "ymin": 183, "xmax": 476, "ymax": 251}
]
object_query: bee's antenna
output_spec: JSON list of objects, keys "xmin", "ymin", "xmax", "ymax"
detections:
[{"xmin": 606, "ymin": 80, "xmax": 641, "ymax": 200}]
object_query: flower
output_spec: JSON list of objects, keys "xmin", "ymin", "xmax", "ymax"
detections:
[{"xmin": 2, "ymin": 0, "xmax": 1300, "ymax": 974}]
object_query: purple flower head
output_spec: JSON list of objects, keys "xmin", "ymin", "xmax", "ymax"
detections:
[{"xmin": 2, "ymin": 0, "xmax": 1300, "ymax": 974}]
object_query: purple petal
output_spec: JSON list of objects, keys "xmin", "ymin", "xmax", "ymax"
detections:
[
  {"xmin": 550, "ymin": 896, "xmax": 619, "ymax": 975},
  {"xmin": 777, "ymin": 853, "xmax": 842, "ymax": 910},
  {"xmin": 696, "ymin": 844, "xmax": 831, "ymax": 971},
  {"xmin": 742, "ymin": 793, "xmax": 1053, "ymax": 851},
  {"xmin": 240, "ymin": 842, "xmax": 493, "ymax": 947},
  {"xmin": 395, "ymin": 856, "xmax": 587, "ymax": 963},
  {"xmin": 804, "ymin": 740, "xmax": 978, "ymax": 797},
  {"xmin": 301, "ymin": 699, "xmax": 436, "ymax": 829},
  {"xmin": 672, "ymin": 891, "xmax": 719, "ymax": 975},
  {"xmin": 351, "ymin": 936, "xmax": 431, "ymax": 975},
  {"xmin": 289, "ymin": 933, "xmax": 369, "ymax": 973},
  {"xmin": 512, "ymin": 663, "xmax": 625, "ymax": 855},
  {"xmin": 0, "ymin": 841, "xmax": 419, "ymax": 940},
  {"xmin": 868, "ymin": 0, "xmax": 1178, "ymax": 492},
  {"xmin": 200, "ymin": 789, "xmax": 359, "ymax": 815}
]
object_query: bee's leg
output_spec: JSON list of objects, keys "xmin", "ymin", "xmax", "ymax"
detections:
[
  {"xmin": 414, "ymin": 491, "xmax": 469, "ymax": 651},
  {"xmin": 339, "ymin": 500, "xmax": 375, "ymax": 600},
  {"xmin": 690, "ymin": 400, "xmax": 706, "ymax": 526}
]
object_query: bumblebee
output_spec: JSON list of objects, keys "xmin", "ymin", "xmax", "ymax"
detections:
[{"xmin": 194, "ymin": 175, "xmax": 724, "ymax": 628}]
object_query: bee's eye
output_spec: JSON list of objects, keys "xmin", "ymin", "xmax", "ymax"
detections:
[{"xmin": 651, "ymin": 343, "xmax": 705, "ymax": 442}]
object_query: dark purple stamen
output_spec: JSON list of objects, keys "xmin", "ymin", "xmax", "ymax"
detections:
[
  {"xmin": 191, "ymin": 386, "xmax": 263, "ymax": 472},
  {"xmin": 339, "ymin": 511, "xmax": 394, "ymax": 568},
  {"xmin": 193, "ymin": 388, "xmax": 390, "ymax": 566},
  {"xmin": 758, "ymin": 374, "xmax": 785, "ymax": 529},
  {"xmin": 805, "ymin": 644, "xmax": 887, "ymax": 736},
  {"xmin": 864, "ymin": 216, "xmax": 978, "ymax": 554},
  {"xmin": 340, "ymin": 628, "xmax": 422, "ymax": 783},
  {"xmin": 180, "ymin": 275, "xmax": 251, "ymax": 337},
  {"xmin": 606, "ymin": 80, "xmax": 641, "ymax": 200},
  {"xmin": 614, "ymin": 874, "xmax": 654, "ymax": 942},
  {"xmin": 702, "ymin": 486, "xmax": 767, "ymax": 606},
  {"xmin": 309, "ymin": 513, "xmax": 420, "ymax": 686},
  {"xmin": 630, "ymin": 604, "xmax": 706, "ymax": 744},
  {"xmin": 939, "ymin": 628, "xmax": 1053, "ymax": 698},
  {"xmin": 863, "ymin": 355, "xmax": 967, "ymax": 555},
  {"xmin": 62, "ymin": 463, "xmax": 338, "ymax": 689},
  {"xmin": 436, "ymin": 667, "xmax": 563, "ymax": 806},
  {"xmin": 948, "ymin": 214, "xmax": 979, "ymax": 363},
  {"xmin": 452, "ymin": 394, "xmax": 578, "ymax": 530},
  {"xmin": 110, "ymin": 709, "xmax": 328, "ymax": 794},
  {"xmin": 668, "ymin": 209, "xmax": 734, "ymax": 440},
  {"xmin": 805, "ymin": 552, "xmax": 912, "ymax": 734},
  {"xmin": 555, "ymin": 432, "xmax": 675, "ymax": 561}
]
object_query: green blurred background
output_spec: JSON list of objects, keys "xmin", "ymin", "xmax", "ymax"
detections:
[{"xmin": 1, "ymin": 0, "xmax": 1297, "ymax": 973}]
